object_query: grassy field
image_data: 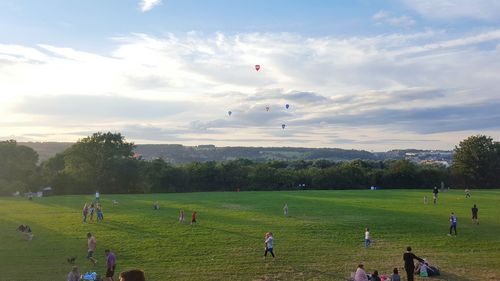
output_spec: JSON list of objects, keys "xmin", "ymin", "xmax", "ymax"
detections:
[{"xmin": 1, "ymin": 190, "xmax": 499, "ymax": 281}]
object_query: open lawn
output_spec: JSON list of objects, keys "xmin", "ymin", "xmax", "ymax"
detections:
[{"xmin": 1, "ymin": 190, "xmax": 499, "ymax": 281}]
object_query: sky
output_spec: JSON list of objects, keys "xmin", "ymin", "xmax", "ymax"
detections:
[{"xmin": 1, "ymin": 0, "xmax": 500, "ymax": 151}]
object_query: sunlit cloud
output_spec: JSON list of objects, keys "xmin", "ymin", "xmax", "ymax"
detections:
[
  {"xmin": 1, "ymin": 29, "xmax": 500, "ymax": 150},
  {"xmin": 139, "ymin": 0, "xmax": 162, "ymax": 12}
]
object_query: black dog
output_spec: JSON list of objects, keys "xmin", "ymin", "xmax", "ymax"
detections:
[{"xmin": 67, "ymin": 256, "xmax": 77, "ymax": 264}]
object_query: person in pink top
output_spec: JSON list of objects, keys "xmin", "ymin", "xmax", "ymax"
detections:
[
  {"xmin": 87, "ymin": 232, "xmax": 97, "ymax": 265},
  {"xmin": 354, "ymin": 264, "xmax": 369, "ymax": 281}
]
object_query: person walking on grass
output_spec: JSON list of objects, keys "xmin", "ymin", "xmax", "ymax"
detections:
[
  {"xmin": 179, "ymin": 209, "xmax": 185, "ymax": 223},
  {"xmin": 403, "ymin": 246, "xmax": 424, "ymax": 281},
  {"xmin": 191, "ymin": 211, "xmax": 197, "ymax": 225},
  {"xmin": 105, "ymin": 249, "xmax": 117, "ymax": 281},
  {"xmin": 87, "ymin": 232, "xmax": 97, "ymax": 265},
  {"xmin": 364, "ymin": 228, "xmax": 371, "ymax": 248},
  {"xmin": 465, "ymin": 188, "xmax": 471, "ymax": 198},
  {"xmin": 263, "ymin": 232, "xmax": 275, "ymax": 259},
  {"xmin": 283, "ymin": 203, "xmax": 288, "ymax": 217},
  {"xmin": 432, "ymin": 186, "xmax": 439, "ymax": 204},
  {"xmin": 448, "ymin": 212, "xmax": 458, "ymax": 236},
  {"xmin": 472, "ymin": 204, "xmax": 479, "ymax": 225}
]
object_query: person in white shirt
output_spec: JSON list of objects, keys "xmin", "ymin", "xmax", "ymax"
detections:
[
  {"xmin": 283, "ymin": 204, "xmax": 288, "ymax": 217},
  {"xmin": 264, "ymin": 232, "xmax": 275, "ymax": 259},
  {"xmin": 364, "ymin": 228, "xmax": 371, "ymax": 248},
  {"xmin": 95, "ymin": 191, "xmax": 100, "ymax": 202}
]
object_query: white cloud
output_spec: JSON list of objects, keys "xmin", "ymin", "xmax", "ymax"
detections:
[
  {"xmin": 1, "ymin": 30, "xmax": 500, "ymax": 150},
  {"xmin": 373, "ymin": 10, "xmax": 415, "ymax": 27},
  {"xmin": 403, "ymin": 0, "xmax": 500, "ymax": 21},
  {"xmin": 139, "ymin": 0, "xmax": 161, "ymax": 12}
]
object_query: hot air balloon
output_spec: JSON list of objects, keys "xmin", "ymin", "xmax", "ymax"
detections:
[
  {"xmin": 265, "ymin": 106, "xmax": 270, "ymax": 112},
  {"xmin": 285, "ymin": 104, "xmax": 290, "ymax": 109},
  {"xmin": 281, "ymin": 124, "xmax": 286, "ymax": 129},
  {"xmin": 228, "ymin": 111, "xmax": 232, "ymax": 116},
  {"xmin": 255, "ymin": 65, "xmax": 260, "ymax": 71}
]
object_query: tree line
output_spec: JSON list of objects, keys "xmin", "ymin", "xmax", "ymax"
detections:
[{"xmin": 1, "ymin": 133, "xmax": 499, "ymax": 195}]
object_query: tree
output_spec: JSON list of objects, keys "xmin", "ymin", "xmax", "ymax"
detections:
[
  {"xmin": 452, "ymin": 135, "xmax": 500, "ymax": 188},
  {"xmin": 62, "ymin": 132, "xmax": 137, "ymax": 193},
  {"xmin": 0, "ymin": 140, "xmax": 40, "ymax": 195}
]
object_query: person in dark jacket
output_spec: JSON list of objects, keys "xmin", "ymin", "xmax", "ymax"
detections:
[{"xmin": 403, "ymin": 246, "xmax": 424, "ymax": 281}]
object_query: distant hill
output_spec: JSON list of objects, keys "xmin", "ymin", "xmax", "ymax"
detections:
[{"xmin": 19, "ymin": 142, "xmax": 452, "ymax": 164}]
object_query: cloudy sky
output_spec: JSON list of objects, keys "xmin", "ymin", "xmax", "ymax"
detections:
[{"xmin": 1, "ymin": 0, "xmax": 500, "ymax": 151}]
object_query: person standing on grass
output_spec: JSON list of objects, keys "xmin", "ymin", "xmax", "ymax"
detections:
[
  {"xmin": 354, "ymin": 264, "xmax": 369, "ymax": 281},
  {"xmin": 89, "ymin": 203, "xmax": 95, "ymax": 223},
  {"xmin": 119, "ymin": 269, "xmax": 145, "ymax": 281},
  {"xmin": 191, "ymin": 211, "xmax": 197, "ymax": 225},
  {"xmin": 105, "ymin": 249, "xmax": 117, "ymax": 281},
  {"xmin": 263, "ymin": 232, "xmax": 275, "ymax": 259},
  {"xmin": 364, "ymin": 228, "xmax": 371, "ymax": 248},
  {"xmin": 96, "ymin": 191, "xmax": 100, "ymax": 202},
  {"xmin": 67, "ymin": 266, "xmax": 80, "ymax": 281},
  {"xmin": 433, "ymin": 186, "xmax": 439, "ymax": 204},
  {"xmin": 448, "ymin": 212, "xmax": 458, "ymax": 236},
  {"xmin": 179, "ymin": 209, "xmax": 185, "ymax": 223},
  {"xmin": 83, "ymin": 203, "xmax": 89, "ymax": 223},
  {"xmin": 465, "ymin": 188, "xmax": 471, "ymax": 198},
  {"xmin": 87, "ymin": 232, "xmax": 97, "ymax": 265},
  {"xmin": 403, "ymin": 246, "xmax": 424, "ymax": 281},
  {"xmin": 283, "ymin": 203, "xmax": 288, "ymax": 217},
  {"xmin": 97, "ymin": 204, "xmax": 104, "ymax": 222},
  {"xmin": 472, "ymin": 204, "xmax": 479, "ymax": 225}
]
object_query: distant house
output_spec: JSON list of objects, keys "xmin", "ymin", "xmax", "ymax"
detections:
[{"xmin": 40, "ymin": 186, "xmax": 54, "ymax": 196}]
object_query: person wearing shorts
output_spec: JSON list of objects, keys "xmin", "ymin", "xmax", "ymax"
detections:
[
  {"xmin": 105, "ymin": 249, "xmax": 116, "ymax": 281},
  {"xmin": 87, "ymin": 232, "xmax": 97, "ymax": 265}
]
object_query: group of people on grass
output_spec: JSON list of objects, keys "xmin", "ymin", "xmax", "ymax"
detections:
[
  {"xmin": 21, "ymin": 187, "xmax": 481, "ymax": 280},
  {"xmin": 83, "ymin": 202, "xmax": 104, "ymax": 223},
  {"xmin": 354, "ymin": 247, "xmax": 440, "ymax": 281},
  {"xmin": 77, "ymin": 232, "xmax": 145, "ymax": 281},
  {"xmin": 68, "ymin": 266, "xmax": 145, "ymax": 281}
]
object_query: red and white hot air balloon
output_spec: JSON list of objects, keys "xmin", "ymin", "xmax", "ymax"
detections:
[{"xmin": 255, "ymin": 65, "xmax": 260, "ymax": 71}]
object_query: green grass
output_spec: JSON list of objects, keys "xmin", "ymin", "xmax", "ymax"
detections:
[{"xmin": 1, "ymin": 190, "xmax": 500, "ymax": 281}]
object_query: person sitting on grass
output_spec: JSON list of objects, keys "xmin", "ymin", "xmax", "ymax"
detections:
[
  {"xmin": 67, "ymin": 266, "xmax": 80, "ymax": 281},
  {"xmin": 371, "ymin": 270, "xmax": 381, "ymax": 281},
  {"xmin": 119, "ymin": 269, "xmax": 145, "ymax": 281},
  {"xmin": 16, "ymin": 224, "xmax": 33, "ymax": 240},
  {"xmin": 390, "ymin": 268, "xmax": 401, "ymax": 281},
  {"xmin": 354, "ymin": 264, "xmax": 369, "ymax": 281}
]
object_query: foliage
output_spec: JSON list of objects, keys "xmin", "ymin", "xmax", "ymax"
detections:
[
  {"xmin": 0, "ymin": 140, "xmax": 40, "ymax": 195},
  {"xmin": 452, "ymin": 135, "xmax": 500, "ymax": 188},
  {"xmin": 2, "ymin": 134, "xmax": 499, "ymax": 195}
]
